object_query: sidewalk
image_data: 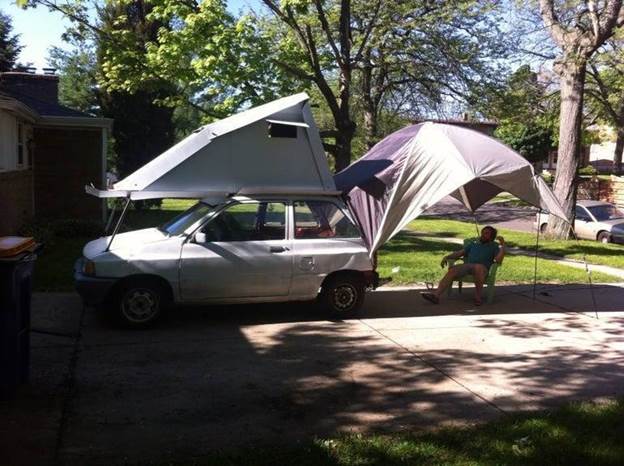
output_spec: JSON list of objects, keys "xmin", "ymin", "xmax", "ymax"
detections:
[{"xmin": 2, "ymin": 286, "xmax": 623, "ymax": 465}]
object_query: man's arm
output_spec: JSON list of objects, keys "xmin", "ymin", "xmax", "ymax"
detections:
[
  {"xmin": 494, "ymin": 236, "xmax": 506, "ymax": 263},
  {"xmin": 441, "ymin": 248, "xmax": 466, "ymax": 268}
]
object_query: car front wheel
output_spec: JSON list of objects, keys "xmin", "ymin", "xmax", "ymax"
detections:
[
  {"xmin": 319, "ymin": 274, "xmax": 365, "ymax": 317},
  {"xmin": 114, "ymin": 280, "xmax": 167, "ymax": 328}
]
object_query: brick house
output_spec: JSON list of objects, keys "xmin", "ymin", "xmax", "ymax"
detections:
[{"xmin": 0, "ymin": 71, "xmax": 112, "ymax": 235}]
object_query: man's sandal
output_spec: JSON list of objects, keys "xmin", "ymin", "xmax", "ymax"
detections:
[{"xmin": 420, "ymin": 292, "xmax": 439, "ymax": 304}]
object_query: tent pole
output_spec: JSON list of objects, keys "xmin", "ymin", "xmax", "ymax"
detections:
[
  {"xmin": 471, "ymin": 213, "xmax": 480, "ymax": 237},
  {"xmin": 532, "ymin": 209, "xmax": 541, "ymax": 300},
  {"xmin": 569, "ymin": 226, "xmax": 599, "ymax": 319},
  {"xmin": 106, "ymin": 196, "xmax": 131, "ymax": 252}
]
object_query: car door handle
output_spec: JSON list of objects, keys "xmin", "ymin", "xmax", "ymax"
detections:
[{"xmin": 269, "ymin": 246, "xmax": 289, "ymax": 253}]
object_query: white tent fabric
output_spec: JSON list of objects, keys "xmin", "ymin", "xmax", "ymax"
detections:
[
  {"xmin": 87, "ymin": 93, "xmax": 335, "ymax": 199},
  {"xmin": 335, "ymin": 122, "xmax": 569, "ymax": 254}
]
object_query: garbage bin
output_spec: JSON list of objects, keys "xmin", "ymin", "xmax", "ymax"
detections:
[{"xmin": 0, "ymin": 236, "xmax": 40, "ymax": 398}]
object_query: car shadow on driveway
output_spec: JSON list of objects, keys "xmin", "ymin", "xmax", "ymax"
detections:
[{"xmin": 6, "ymin": 285, "xmax": 624, "ymax": 466}]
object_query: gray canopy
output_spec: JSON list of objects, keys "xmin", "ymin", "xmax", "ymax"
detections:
[{"xmin": 335, "ymin": 122, "xmax": 568, "ymax": 254}]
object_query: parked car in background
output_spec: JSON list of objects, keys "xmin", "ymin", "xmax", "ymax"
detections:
[
  {"xmin": 536, "ymin": 200, "xmax": 624, "ymax": 244},
  {"xmin": 75, "ymin": 195, "xmax": 378, "ymax": 327}
]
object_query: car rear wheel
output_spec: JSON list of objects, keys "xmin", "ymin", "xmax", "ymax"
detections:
[
  {"xmin": 319, "ymin": 274, "xmax": 365, "ymax": 317},
  {"xmin": 597, "ymin": 231, "xmax": 611, "ymax": 244},
  {"xmin": 540, "ymin": 223, "xmax": 548, "ymax": 233}
]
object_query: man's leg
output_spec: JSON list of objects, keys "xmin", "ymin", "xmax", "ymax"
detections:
[
  {"xmin": 434, "ymin": 265, "xmax": 462, "ymax": 298},
  {"xmin": 472, "ymin": 264, "xmax": 487, "ymax": 304}
]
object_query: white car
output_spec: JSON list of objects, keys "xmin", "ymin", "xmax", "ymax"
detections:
[
  {"xmin": 75, "ymin": 195, "xmax": 378, "ymax": 327},
  {"xmin": 536, "ymin": 200, "xmax": 624, "ymax": 244}
]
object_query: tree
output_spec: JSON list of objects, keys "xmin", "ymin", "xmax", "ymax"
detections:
[
  {"xmin": 537, "ymin": 0, "xmax": 624, "ymax": 237},
  {"xmin": 97, "ymin": 0, "xmax": 176, "ymax": 207},
  {"xmin": 48, "ymin": 45, "xmax": 100, "ymax": 114},
  {"xmin": 261, "ymin": 0, "xmax": 509, "ymax": 171},
  {"xmin": 586, "ymin": 38, "xmax": 624, "ymax": 175},
  {"xmin": 483, "ymin": 65, "xmax": 558, "ymax": 163},
  {"xmin": 0, "ymin": 10, "xmax": 23, "ymax": 72}
]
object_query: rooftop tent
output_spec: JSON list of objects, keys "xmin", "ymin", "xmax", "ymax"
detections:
[
  {"xmin": 86, "ymin": 93, "xmax": 336, "ymax": 200},
  {"xmin": 335, "ymin": 122, "xmax": 569, "ymax": 254}
]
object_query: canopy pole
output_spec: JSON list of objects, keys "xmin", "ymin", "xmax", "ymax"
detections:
[
  {"xmin": 532, "ymin": 209, "xmax": 542, "ymax": 300},
  {"xmin": 106, "ymin": 196, "xmax": 131, "ymax": 252},
  {"xmin": 568, "ymin": 225, "xmax": 599, "ymax": 319},
  {"xmin": 104, "ymin": 200, "xmax": 118, "ymax": 234},
  {"xmin": 471, "ymin": 213, "xmax": 480, "ymax": 238}
]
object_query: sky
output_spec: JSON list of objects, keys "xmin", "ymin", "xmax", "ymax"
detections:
[{"xmin": 1, "ymin": 0, "xmax": 261, "ymax": 71}]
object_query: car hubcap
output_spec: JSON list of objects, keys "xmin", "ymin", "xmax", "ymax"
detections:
[
  {"xmin": 122, "ymin": 288, "xmax": 158, "ymax": 323},
  {"xmin": 333, "ymin": 284, "xmax": 356, "ymax": 311}
]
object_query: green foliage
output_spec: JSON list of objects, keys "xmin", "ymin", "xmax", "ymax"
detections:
[
  {"xmin": 97, "ymin": 1, "xmax": 177, "ymax": 180},
  {"xmin": 495, "ymin": 121, "xmax": 552, "ymax": 163},
  {"xmin": 482, "ymin": 65, "xmax": 558, "ymax": 162},
  {"xmin": 0, "ymin": 10, "xmax": 23, "ymax": 72},
  {"xmin": 579, "ymin": 165, "xmax": 598, "ymax": 176},
  {"xmin": 48, "ymin": 46, "xmax": 99, "ymax": 114}
]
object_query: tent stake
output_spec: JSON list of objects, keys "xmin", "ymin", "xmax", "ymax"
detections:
[
  {"xmin": 106, "ymin": 196, "xmax": 131, "ymax": 252},
  {"xmin": 533, "ymin": 209, "xmax": 541, "ymax": 300}
]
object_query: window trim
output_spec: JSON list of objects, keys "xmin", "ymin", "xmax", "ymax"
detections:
[{"xmin": 199, "ymin": 199, "xmax": 289, "ymax": 242}]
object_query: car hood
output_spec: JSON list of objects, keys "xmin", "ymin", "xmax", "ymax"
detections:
[{"xmin": 83, "ymin": 228, "xmax": 169, "ymax": 259}]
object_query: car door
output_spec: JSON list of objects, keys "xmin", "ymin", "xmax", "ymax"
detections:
[
  {"xmin": 574, "ymin": 206, "xmax": 595, "ymax": 240},
  {"xmin": 179, "ymin": 200, "xmax": 292, "ymax": 301},
  {"xmin": 289, "ymin": 199, "xmax": 366, "ymax": 297}
]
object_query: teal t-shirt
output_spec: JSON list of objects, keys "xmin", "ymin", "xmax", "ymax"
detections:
[{"xmin": 464, "ymin": 241, "xmax": 499, "ymax": 268}]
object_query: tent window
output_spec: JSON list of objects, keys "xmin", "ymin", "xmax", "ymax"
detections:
[{"xmin": 268, "ymin": 122, "xmax": 297, "ymax": 139}]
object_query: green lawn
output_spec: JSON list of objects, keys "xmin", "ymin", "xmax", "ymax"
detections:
[
  {"xmin": 376, "ymin": 232, "xmax": 619, "ymax": 285},
  {"xmin": 32, "ymin": 201, "xmax": 622, "ymax": 291},
  {"xmin": 408, "ymin": 217, "xmax": 624, "ymax": 270},
  {"xmin": 165, "ymin": 399, "xmax": 624, "ymax": 466}
]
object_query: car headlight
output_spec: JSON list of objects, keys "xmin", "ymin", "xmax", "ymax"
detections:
[{"xmin": 83, "ymin": 259, "xmax": 96, "ymax": 276}]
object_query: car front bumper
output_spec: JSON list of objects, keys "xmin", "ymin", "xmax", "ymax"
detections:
[{"xmin": 74, "ymin": 258, "xmax": 118, "ymax": 306}]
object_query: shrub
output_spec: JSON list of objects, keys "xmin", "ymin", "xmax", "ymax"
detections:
[{"xmin": 579, "ymin": 165, "xmax": 598, "ymax": 176}]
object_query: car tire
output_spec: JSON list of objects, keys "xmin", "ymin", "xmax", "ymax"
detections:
[
  {"xmin": 114, "ymin": 279, "xmax": 167, "ymax": 328},
  {"xmin": 540, "ymin": 223, "xmax": 548, "ymax": 233},
  {"xmin": 597, "ymin": 231, "xmax": 611, "ymax": 244},
  {"xmin": 319, "ymin": 274, "xmax": 365, "ymax": 318}
]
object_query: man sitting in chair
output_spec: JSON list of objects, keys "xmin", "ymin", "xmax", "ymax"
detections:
[{"xmin": 421, "ymin": 226, "xmax": 505, "ymax": 306}]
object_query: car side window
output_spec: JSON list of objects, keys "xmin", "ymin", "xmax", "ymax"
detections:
[
  {"xmin": 294, "ymin": 200, "xmax": 360, "ymax": 239},
  {"xmin": 575, "ymin": 206, "xmax": 591, "ymax": 222},
  {"xmin": 202, "ymin": 202, "xmax": 286, "ymax": 241}
]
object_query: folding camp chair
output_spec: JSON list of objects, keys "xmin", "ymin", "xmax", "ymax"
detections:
[{"xmin": 447, "ymin": 238, "xmax": 502, "ymax": 304}]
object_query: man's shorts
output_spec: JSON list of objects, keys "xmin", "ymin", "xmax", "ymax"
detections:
[{"xmin": 451, "ymin": 263, "xmax": 488, "ymax": 278}]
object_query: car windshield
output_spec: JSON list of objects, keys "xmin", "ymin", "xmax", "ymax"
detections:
[
  {"xmin": 160, "ymin": 202, "xmax": 215, "ymax": 235},
  {"xmin": 586, "ymin": 204, "xmax": 624, "ymax": 221}
]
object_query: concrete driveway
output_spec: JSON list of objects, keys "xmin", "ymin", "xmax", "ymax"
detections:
[{"xmin": 2, "ymin": 284, "xmax": 624, "ymax": 465}]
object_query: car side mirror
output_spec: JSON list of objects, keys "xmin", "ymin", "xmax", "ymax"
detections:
[{"xmin": 194, "ymin": 232, "xmax": 207, "ymax": 243}]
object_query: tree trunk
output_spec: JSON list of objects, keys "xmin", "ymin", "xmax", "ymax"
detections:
[
  {"xmin": 547, "ymin": 60, "xmax": 586, "ymax": 238},
  {"xmin": 361, "ymin": 55, "xmax": 378, "ymax": 150},
  {"xmin": 334, "ymin": 120, "xmax": 355, "ymax": 172},
  {"xmin": 614, "ymin": 125, "xmax": 624, "ymax": 176}
]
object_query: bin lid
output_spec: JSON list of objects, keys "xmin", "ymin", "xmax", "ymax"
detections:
[{"xmin": 0, "ymin": 236, "xmax": 36, "ymax": 258}]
